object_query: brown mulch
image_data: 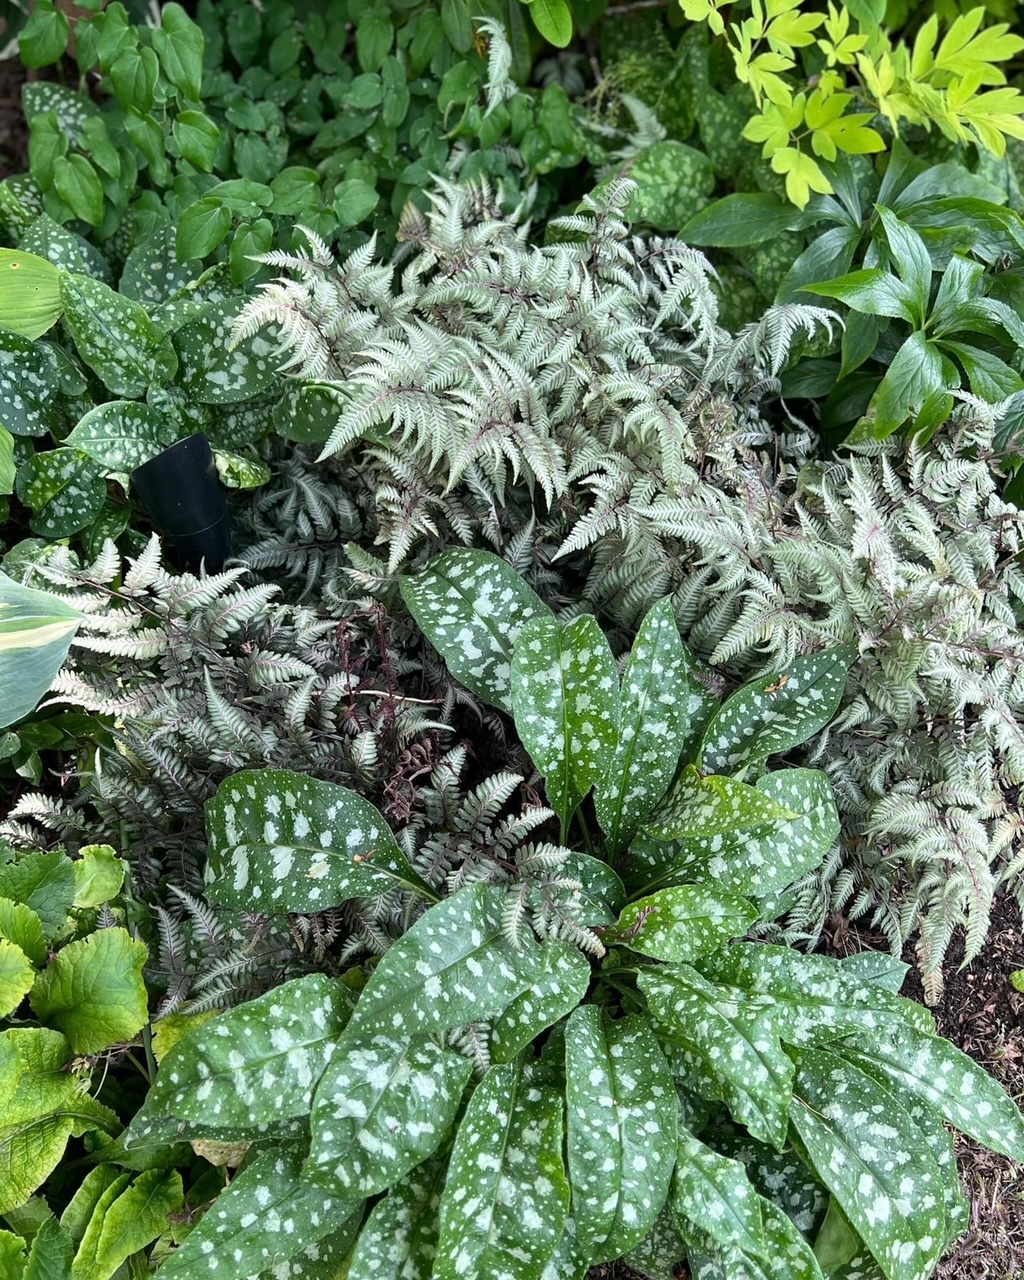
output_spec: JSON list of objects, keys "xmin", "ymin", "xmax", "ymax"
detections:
[{"xmin": 0, "ymin": 55, "xmax": 27, "ymax": 182}]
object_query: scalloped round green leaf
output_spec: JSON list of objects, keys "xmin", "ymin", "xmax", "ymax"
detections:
[
  {"xmin": 174, "ymin": 302, "xmax": 280, "ymax": 404},
  {"xmin": 15, "ymin": 447, "xmax": 108, "ymax": 538},
  {"xmin": 566, "ymin": 1007, "xmax": 677, "ymax": 1261},
  {"xmin": 0, "ymin": 897, "xmax": 46, "ymax": 966},
  {"xmin": 65, "ymin": 401, "xmax": 172, "ymax": 473},
  {"xmin": 347, "ymin": 1150, "xmax": 448, "ymax": 1280},
  {"xmin": 29, "ymin": 927, "xmax": 148, "ymax": 1054},
  {"xmin": 435, "ymin": 1060, "xmax": 569, "ymax": 1280},
  {"xmin": 204, "ymin": 767, "xmax": 432, "ymax": 913},
  {"xmin": 59, "ymin": 272, "xmax": 177, "ymax": 397},
  {"xmin": 72, "ymin": 843, "xmax": 126, "ymax": 908},
  {"xmin": 400, "ymin": 549, "xmax": 554, "ymax": 712},
  {"xmin": 0, "ymin": 329, "xmax": 62, "ymax": 437},
  {"xmin": 0, "ymin": 939, "xmax": 35, "ymax": 1018},
  {"xmin": 0, "ymin": 251, "xmax": 62, "ymax": 339},
  {"xmin": 611, "ymin": 885, "xmax": 757, "ymax": 963},
  {"xmin": 0, "ymin": 851, "xmax": 76, "ymax": 940},
  {"xmin": 307, "ymin": 1034, "xmax": 471, "ymax": 1195}
]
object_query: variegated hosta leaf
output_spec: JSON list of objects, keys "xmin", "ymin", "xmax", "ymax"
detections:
[
  {"xmin": 434, "ymin": 1060, "xmax": 570, "ymax": 1280},
  {"xmin": 834, "ymin": 1021, "xmax": 1024, "ymax": 1162},
  {"xmin": 399, "ymin": 549, "xmax": 553, "ymax": 712},
  {"xmin": 0, "ymin": 572, "xmax": 81, "ymax": 729},
  {"xmin": 684, "ymin": 1197, "xmax": 825, "ymax": 1280},
  {"xmin": 59, "ymin": 272, "xmax": 177, "ymax": 398},
  {"xmin": 645, "ymin": 766, "xmax": 798, "ymax": 841},
  {"xmin": 491, "ymin": 942, "xmax": 591, "ymax": 1064},
  {"xmin": 624, "ymin": 768, "xmax": 839, "ymax": 900},
  {"xmin": 124, "ymin": 976, "xmax": 352, "ymax": 1143},
  {"xmin": 510, "ymin": 613, "xmax": 619, "ymax": 832},
  {"xmin": 174, "ymin": 302, "xmax": 280, "ymax": 404},
  {"xmin": 306, "ymin": 1033, "xmax": 472, "ymax": 1195},
  {"xmin": 594, "ymin": 599, "xmax": 704, "ymax": 854},
  {"xmin": 610, "ymin": 886, "xmax": 757, "ymax": 964},
  {"xmin": 204, "ymin": 768, "xmax": 434, "ymax": 913},
  {"xmin": 638, "ymin": 965, "xmax": 794, "ymax": 1150},
  {"xmin": 564, "ymin": 1007, "xmax": 678, "ymax": 1261},
  {"xmin": 0, "ymin": 329, "xmax": 61, "ymax": 437},
  {"xmin": 791, "ymin": 1048, "xmax": 945, "ymax": 1280},
  {"xmin": 345, "ymin": 884, "xmax": 545, "ymax": 1041},
  {"xmin": 65, "ymin": 401, "xmax": 173, "ymax": 474},
  {"xmin": 699, "ymin": 647, "xmax": 855, "ymax": 777},
  {"xmin": 156, "ymin": 1146, "xmax": 362, "ymax": 1280},
  {"xmin": 347, "ymin": 1149, "xmax": 448, "ymax": 1280}
]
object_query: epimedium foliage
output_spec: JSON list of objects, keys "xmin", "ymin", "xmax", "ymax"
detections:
[{"xmin": 110, "ymin": 549, "xmax": 1024, "ymax": 1280}]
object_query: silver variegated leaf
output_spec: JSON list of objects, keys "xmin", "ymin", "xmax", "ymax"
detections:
[
  {"xmin": 59, "ymin": 272, "xmax": 177, "ymax": 397},
  {"xmin": 699, "ymin": 647, "xmax": 855, "ymax": 777},
  {"xmin": 204, "ymin": 768, "xmax": 434, "ymax": 913},
  {"xmin": 147, "ymin": 1146, "xmax": 362, "ymax": 1280},
  {"xmin": 790, "ymin": 1048, "xmax": 945, "ymax": 1280},
  {"xmin": 490, "ymin": 942, "xmax": 591, "ymax": 1064},
  {"xmin": 671, "ymin": 1132, "xmax": 767, "ymax": 1257},
  {"xmin": 346, "ymin": 883, "xmax": 545, "ymax": 1040},
  {"xmin": 400, "ymin": 549, "xmax": 553, "ymax": 712},
  {"xmin": 119, "ymin": 227, "xmax": 197, "ymax": 308},
  {"xmin": 594, "ymin": 599, "xmax": 702, "ymax": 854},
  {"xmin": 645, "ymin": 766, "xmax": 798, "ymax": 840},
  {"xmin": 65, "ymin": 401, "xmax": 173, "ymax": 473},
  {"xmin": 610, "ymin": 885, "xmax": 757, "ymax": 963},
  {"xmin": 306, "ymin": 1033, "xmax": 471, "ymax": 1195},
  {"xmin": 684, "ymin": 1196, "xmax": 825, "ymax": 1280},
  {"xmin": 15, "ymin": 448, "xmax": 107, "ymax": 539},
  {"xmin": 623, "ymin": 1204, "xmax": 687, "ymax": 1280},
  {"xmin": 0, "ymin": 330, "xmax": 61, "ymax": 437},
  {"xmin": 511, "ymin": 614, "xmax": 619, "ymax": 833},
  {"xmin": 639, "ymin": 965, "xmax": 794, "ymax": 1150},
  {"xmin": 434, "ymin": 1060, "xmax": 569, "ymax": 1280},
  {"xmin": 175, "ymin": 302, "xmax": 280, "ymax": 404},
  {"xmin": 124, "ymin": 976, "xmax": 352, "ymax": 1142},
  {"xmin": 565, "ymin": 1007, "xmax": 677, "ymax": 1261},
  {"xmin": 346, "ymin": 1149, "xmax": 448, "ymax": 1280}
]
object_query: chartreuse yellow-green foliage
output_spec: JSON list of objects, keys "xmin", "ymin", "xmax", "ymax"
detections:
[{"xmin": 680, "ymin": 0, "xmax": 1024, "ymax": 204}]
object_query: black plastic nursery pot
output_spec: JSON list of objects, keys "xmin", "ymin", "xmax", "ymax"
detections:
[{"xmin": 131, "ymin": 433, "xmax": 231, "ymax": 573}]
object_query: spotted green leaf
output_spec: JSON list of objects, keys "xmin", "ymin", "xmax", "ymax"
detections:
[
  {"xmin": 625, "ymin": 142, "xmax": 716, "ymax": 231},
  {"xmin": 307, "ymin": 1033, "xmax": 471, "ymax": 1195},
  {"xmin": 0, "ymin": 251, "xmax": 62, "ymax": 338},
  {"xmin": 175, "ymin": 302, "xmax": 279, "ymax": 404},
  {"xmin": 0, "ymin": 427, "xmax": 10, "ymax": 494},
  {"xmin": 639, "ymin": 965, "xmax": 794, "ymax": 1150},
  {"xmin": 565, "ymin": 1008, "xmax": 677, "ymax": 1261},
  {"xmin": 435, "ymin": 1060, "xmax": 570, "ymax": 1280},
  {"xmin": 594, "ymin": 599, "xmax": 703, "ymax": 854},
  {"xmin": 119, "ymin": 227, "xmax": 196, "ymax": 308},
  {"xmin": 699, "ymin": 648, "xmax": 855, "ymax": 776},
  {"xmin": 645, "ymin": 766, "xmax": 798, "ymax": 841},
  {"xmin": 400, "ymin": 549, "xmax": 554, "ymax": 712},
  {"xmin": 791, "ymin": 1048, "xmax": 946, "ymax": 1280},
  {"xmin": 204, "ymin": 768, "xmax": 434, "ymax": 913},
  {"xmin": 625, "ymin": 768, "xmax": 839, "ymax": 900},
  {"xmin": 59, "ymin": 273, "xmax": 177, "ymax": 397},
  {"xmin": 511, "ymin": 614, "xmax": 619, "ymax": 833},
  {"xmin": 29, "ymin": 928, "xmax": 148, "ymax": 1054},
  {"xmin": 491, "ymin": 941, "xmax": 591, "ymax": 1063},
  {"xmin": 0, "ymin": 898, "xmax": 46, "ymax": 966},
  {"xmin": 683, "ymin": 1195, "xmax": 825, "ymax": 1280},
  {"xmin": 15, "ymin": 448, "xmax": 108, "ymax": 538},
  {"xmin": 65, "ymin": 401, "xmax": 172, "ymax": 474},
  {"xmin": 671, "ymin": 1133, "xmax": 768, "ymax": 1258},
  {"xmin": 156, "ymin": 1146, "xmax": 362, "ymax": 1280},
  {"xmin": 0, "ymin": 329, "xmax": 62, "ymax": 436},
  {"xmin": 624, "ymin": 1205, "xmax": 688, "ymax": 1280},
  {"xmin": 212, "ymin": 448, "xmax": 272, "ymax": 489},
  {"xmin": 22, "ymin": 83, "xmax": 97, "ymax": 141},
  {"xmin": 0, "ymin": 939, "xmax": 34, "ymax": 1017},
  {"xmin": 126, "ymin": 976, "xmax": 352, "ymax": 1145},
  {"xmin": 347, "ymin": 1149, "xmax": 448, "ymax": 1280},
  {"xmin": 346, "ymin": 884, "xmax": 545, "ymax": 1041},
  {"xmin": 835, "ymin": 1021, "xmax": 1024, "ymax": 1163},
  {"xmin": 274, "ymin": 383, "xmax": 342, "ymax": 443},
  {"xmin": 0, "ymin": 574, "xmax": 81, "ymax": 729},
  {"xmin": 610, "ymin": 886, "xmax": 757, "ymax": 963}
]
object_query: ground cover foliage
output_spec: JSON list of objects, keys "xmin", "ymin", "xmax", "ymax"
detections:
[{"xmin": 3, "ymin": 0, "xmax": 1024, "ymax": 1276}]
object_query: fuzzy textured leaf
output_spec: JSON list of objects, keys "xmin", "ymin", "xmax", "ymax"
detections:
[{"xmin": 29, "ymin": 928, "xmax": 148, "ymax": 1054}]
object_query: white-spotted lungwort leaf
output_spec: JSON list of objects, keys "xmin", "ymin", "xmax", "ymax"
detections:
[
  {"xmin": 683, "ymin": 1195, "xmax": 825, "ymax": 1280},
  {"xmin": 624, "ymin": 768, "xmax": 839, "ymax": 900},
  {"xmin": 434, "ymin": 1060, "xmax": 570, "ymax": 1280},
  {"xmin": 671, "ymin": 1133, "xmax": 769, "ymax": 1260},
  {"xmin": 306, "ymin": 1034, "xmax": 472, "ymax": 1196},
  {"xmin": 645, "ymin": 766, "xmax": 798, "ymax": 841},
  {"xmin": 156, "ymin": 1146, "xmax": 362, "ymax": 1280},
  {"xmin": 124, "ymin": 976, "xmax": 353, "ymax": 1143},
  {"xmin": 15, "ymin": 448, "xmax": 107, "ymax": 539},
  {"xmin": 0, "ymin": 330, "xmax": 62, "ymax": 437},
  {"xmin": 565, "ymin": 1007, "xmax": 678, "ymax": 1261},
  {"xmin": 344, "ymin": 883, "xmax": 544, "ymax": 1040},
  {"xmin": 511, "ymin": 614, "xmax": 619, "ymax": 833},
  {"xmin": 699, "ymin": 647, "xmax": 855, "ymax": 777},
  {"xmin": 175, "ymin": 302, "xmax": 280, "ymax": 404},
  {"xmin": 400, "ymin": 549, "xmax": 554, "ymax": 712},
  {"xmin": 638, "ymin": 965, "xmax": 795, "ymax": 1151},
  {"xmin": 347, "ymin": 1148, "xmax": 448, "ymax": 1280},
  {"xmin": 594, "ymin": 599, "xmax": 706, "ymax": 854},
  {"xmin": 58, "ymin": 272, "xmax": 177, "ymax": 398},
  {"xmin": 490, "ymin": 941, "xmax": 591, "ymax": 1064},
  {"xmin": 791, "ymin": 1048, "xmax": 946, "ymax": 1280},
  {"xmin": 204, "ymin": 768, "xmax": 434, "ymax": 913},
  {"xmin": 610, "ymin": 886, "xmax": 757, "ymax": 964},
  {"xmin": 65, "ymin": 401, "xmax": 174, "ymax": 474}
]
